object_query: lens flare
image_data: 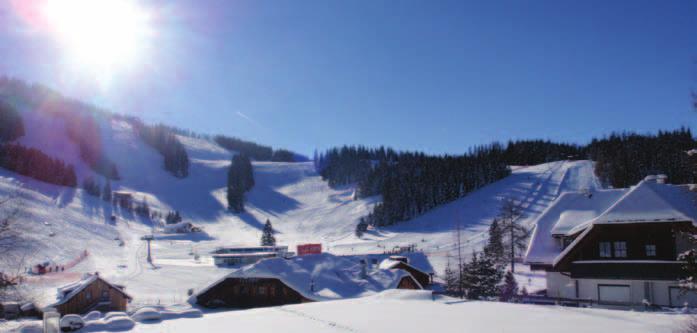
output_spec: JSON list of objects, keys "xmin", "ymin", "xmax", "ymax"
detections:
[{"xmin": 42, "ymin": 0, "xmax": 152, "ymax": 80}]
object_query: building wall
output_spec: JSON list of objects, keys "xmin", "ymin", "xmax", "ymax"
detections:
[
  {"xmin": 546, "ymin": 272, "xmax": 687, "ymax": 308},
  {"xmin": 396, "ymin": 276, "xmax": 421, "ymax": 290},
  {"xmin": 55, "ymin": 279, "xmax": 129, "ymax": 315},
  {"xmin": 196, "ymin": 277, "xmax": 311, "ymax": 309}
]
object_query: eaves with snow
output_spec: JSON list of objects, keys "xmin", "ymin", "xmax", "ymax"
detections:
[{"xmin": 525, "ymin": 175, "xmax": 697, "ymax": 267}]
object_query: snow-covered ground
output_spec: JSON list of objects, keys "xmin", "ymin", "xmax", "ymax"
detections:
[
  {"xmin": 110, "ymin": 291, "xmax": 692, "ymax": 333},
  {"xmin": 0, "ymin": 105, "xmax": 691, "ymax": 332}
]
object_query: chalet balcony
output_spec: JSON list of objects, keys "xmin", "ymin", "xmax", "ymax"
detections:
[{"xmin": 569, "ymin": 260, "xmax": 686, "ymax": 280}]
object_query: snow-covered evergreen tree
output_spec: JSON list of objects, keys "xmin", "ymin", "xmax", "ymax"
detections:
[
  {"xmin": 463, "ymin": 251, "xmax": 503, "ymax": 300},
  {"xmin": 355, "ymin": 218, "xmax": 368, "ymax": 238},
  {"xmin": 499, "ymin": 270, "xmax": 519, "ymax": 302},
  {"xmin": 226, "ymin": 154, "xmax": 253, "ymax": 213},
  {"xmin": 102, "ymin": 178, "xmax": 112, "ymax": 202},
  {"xmin": 484, "ymin": 218, "xmax": 505, "ymax": 265},
  {"xmin": 444, "ymin": 258, "xmax": 460, "ymax": 297},
  {"xmin": 261, "ymin": 219, "xmax": 276, "ymax": 246}
]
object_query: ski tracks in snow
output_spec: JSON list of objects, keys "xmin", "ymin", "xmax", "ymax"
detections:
[{"xmin": 275, "ymin": 306, "xmax": 357, "ymax": 332}]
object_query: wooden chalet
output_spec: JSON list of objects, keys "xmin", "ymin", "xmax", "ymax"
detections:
[
  {"xmin": 525, "ymin": 175, "xmax": 697, "ymax": 308},
  {"xmin": 40, "ymin": 273, "xmax": 132, "ymax": 316},
  {"xmin": 379, "ymin": 256, "xmax": 433, "ymax": 287},
  {"xmin": 191, "ymin": 253, "xmax": 422, "ymax": 309}
]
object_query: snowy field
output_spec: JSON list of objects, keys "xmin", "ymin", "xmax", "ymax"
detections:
[
  {"xmin": 130, "ymin": 291, "xmax": 689, "ymax": 333},
  {"xmin": 2, "ymin": 290, "xmax": 688, "ymax": 333}
]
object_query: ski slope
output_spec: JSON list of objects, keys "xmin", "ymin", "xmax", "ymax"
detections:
[{"xmin": 0, "ymin": 106, "xmax": 601, "ymax": 304}]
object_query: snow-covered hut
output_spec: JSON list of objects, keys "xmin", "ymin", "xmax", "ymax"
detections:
[
  {"xmin": 163, "ymin": 221, "xmax": 201, "ymax": 234},
  {"xmin": 36, "ymin": 273, "xmax": 132, "ymax": 316},
  {"xmin": 191, "ymin": 253, "xmax": 422, "ymax": 309}
]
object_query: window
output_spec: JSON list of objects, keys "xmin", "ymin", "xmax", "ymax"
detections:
[
  {"xmin": 101, "ymin": 290, "xmax": 109, "ymax": 301},
  {"xmin": 614, "ymin": 241, "xmax": 627, "ymax": 258},
  {"xmin": 599, "ymin": 242, "xmax": 612, "ymax": 258},
  {"xmin": 258, "ymin": 286, "xmax": 266, "ymax": 295},
  {"xmin": 645, "ymin": 244, "xmax": 656, "ymax": 257},
  {"xmin": 85, "ymin": 291, "xmax": 92, "ymax": 300}
]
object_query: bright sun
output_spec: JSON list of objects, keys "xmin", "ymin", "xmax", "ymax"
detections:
[{"xmin": 42, "ymin": 0, "xmax": 151, "ymax": 77}]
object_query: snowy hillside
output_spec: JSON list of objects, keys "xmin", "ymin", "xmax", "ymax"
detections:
[{"xmin": 0, "ymin": 100, "xmax": 604, "ymax": 305}]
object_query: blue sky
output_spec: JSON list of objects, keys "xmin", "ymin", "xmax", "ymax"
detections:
[{"xmin": 1, "ymin": 0, "xmax": 696, "ymax": 156}]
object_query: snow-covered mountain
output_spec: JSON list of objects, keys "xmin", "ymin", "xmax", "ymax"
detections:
[{"xmin": 0, "ymin": 94, "xmax": 602, "ymax": 305}]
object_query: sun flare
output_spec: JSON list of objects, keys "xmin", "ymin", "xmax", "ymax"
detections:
[{"xmin": 42, "ymin": 0, "xmax": 151, "ymax": 76}]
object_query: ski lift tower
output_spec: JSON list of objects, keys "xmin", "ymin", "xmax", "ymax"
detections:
[{"xmin": 141, "ymin": 235, "xmax": 154, "ymax": 263}]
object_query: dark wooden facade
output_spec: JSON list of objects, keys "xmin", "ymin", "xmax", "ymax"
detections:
[
  {"xmin": 196, "ymin": 277, "xmax": 312, "ymax": 309},
  {"xmin": 554, "ymin": 221, "xmax": 694, "ymax": 280},
  {"xmin": 396, "ymin": 275, "xmax": 421, "ymax": 290},
  {"xmin": 390, "ymin": 262, "xmax": 431, "ymax": 287},
  {"xmin": 55, "ymin": 278, "xmax": 131, "ymax": 316}
]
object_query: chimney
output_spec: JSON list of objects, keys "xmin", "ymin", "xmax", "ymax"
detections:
[
  {"xmin": 643, "ymin": 175, "xmax": 657, "ymax": 183},
  {"xmin": 656, "ymin": 174, "xmax": 667, "ymax": 184}
]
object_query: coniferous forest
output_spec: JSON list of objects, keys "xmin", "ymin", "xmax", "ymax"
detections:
[
  {"xmin": 587, "ymin": 128, "xmax": 696, "ymax": 188},
  {"xmin": 0, "ymin": 143, "xmax": 77, "ymax": 187},
  {"xmin": 316, "ymin": 144, "xmax": 511, "ymax": 226},
  {"xmin": 131, "ymin": 120, "xmax": 190, "ymax": 178},
  {"xmin": 215, "ymin": 135, "xmax": 306, "ymax": 162},
  {"xmin": 0, "ymin": 101, "xmax": 24, "ymax": 142},
  {"xmin": 318, "ymin": 129, "xmax": 697, "ymax": 226}
]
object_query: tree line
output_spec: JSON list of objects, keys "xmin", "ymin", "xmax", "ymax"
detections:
[
  {"xmin": 130, "ymin": 120, "xmax": 190, "ymax": 178},
  {"xmin": 317, "ymin": 144, "xmax": 511, "ymax": 227},
  {"xmin": 587, "ymin": 128, "xmax": 695, "ymax": 188},
  {"xmin": 215, "ymin": 135, "xmax": 306, "ymax": 162},
  {"xmin": 0, "ymin": 101, "xmax": 24, "ymax": 142},
  {"xmin": 0, "ymin": 143, "xmax": 77, "ymax": 187},
  {"xmin": 502, "ymin": 139, "xmax": 584, "ymax": 166},
  {"xmin": 0, "ymin": 77, "xmax": 120, "ymax": 180}
]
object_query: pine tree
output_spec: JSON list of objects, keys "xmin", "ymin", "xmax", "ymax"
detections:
[
  {"xmin": 102, "ymin": 178, "xmax": 112, "ymax": 202},
  {"xmin": 463, "ymin": 251, "xmax": 503, "ymax": 300},
  {"xmin": 166, "ymin": 210, "xmax": 183, "ymax": 224},
  {"xmin": 444, "ymin": 258, "xmax": 460, "ymax": 297},
  {"xmin": 82, "ymin": 177, "xmax": 101, "ymax": 197},
  {"xmin": 261, "ymin": 219, "xmax": 276, "ymax": 246},
  {"xmin": 484, "ymin": 218, "xmax": 505, "ymax": 265},
  {"xmin": 226, "ymin": 154, "xmax": 254, "ymax": 213},
  {"xmin": 355, "ymin": 218, "xmax": 368, "ymax": 238},
  {"xmin": 500, "ymin": 270, "xmax": 519, "ymax": 302}
]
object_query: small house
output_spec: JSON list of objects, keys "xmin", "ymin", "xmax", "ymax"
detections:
[
  {"xmin": 38, "ymin": 273, "xmax": 132, "ymax": 316},
  {"xmin": 192, "ymin": 253, "xmax": 421, "ymax": 309},
  {"xmin": 525, "ymin": 176, "xmax": 697, "ymax": 308},
  {"xmin": 212, "ymin": 246, "xmax": 291, "ymax": 267},
  {"xmin": 163, "ymin": 221, "xmax": 202, "ymax": 234},
  {"xmin": 379, "ymin": 256, "xmax": 433, "ymax": 287},
  {"xmin": 346, "ymin": 252, "xmax": 435, "ymax": 287}
]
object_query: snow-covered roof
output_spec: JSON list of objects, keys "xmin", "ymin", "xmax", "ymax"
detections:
[
  {"xmin": 588, "ymin": 181, "xmax": 697, "ymax": 226},
  {"xmin": 525, "ymin": 178, "xmax": 697, "ymax": 266},
  {"xmin": 36, "ymin": 273, "xmax": 132, "ymax": 310},
  {"xmin": 344, "ymin": 252, "xmax": 434, "ymax": 275},
  {"xmin": 525, "ymin": 189, "xmax": 626, "ymax": 265},
  {"xmin": 193, "ymin": 253, "xmax": 421, "ymax": 303}
]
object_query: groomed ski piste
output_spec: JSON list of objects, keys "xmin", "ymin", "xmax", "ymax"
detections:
[{"xmin": 0, "ymin": 108, "xmax": 687, "ymax": 332}]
